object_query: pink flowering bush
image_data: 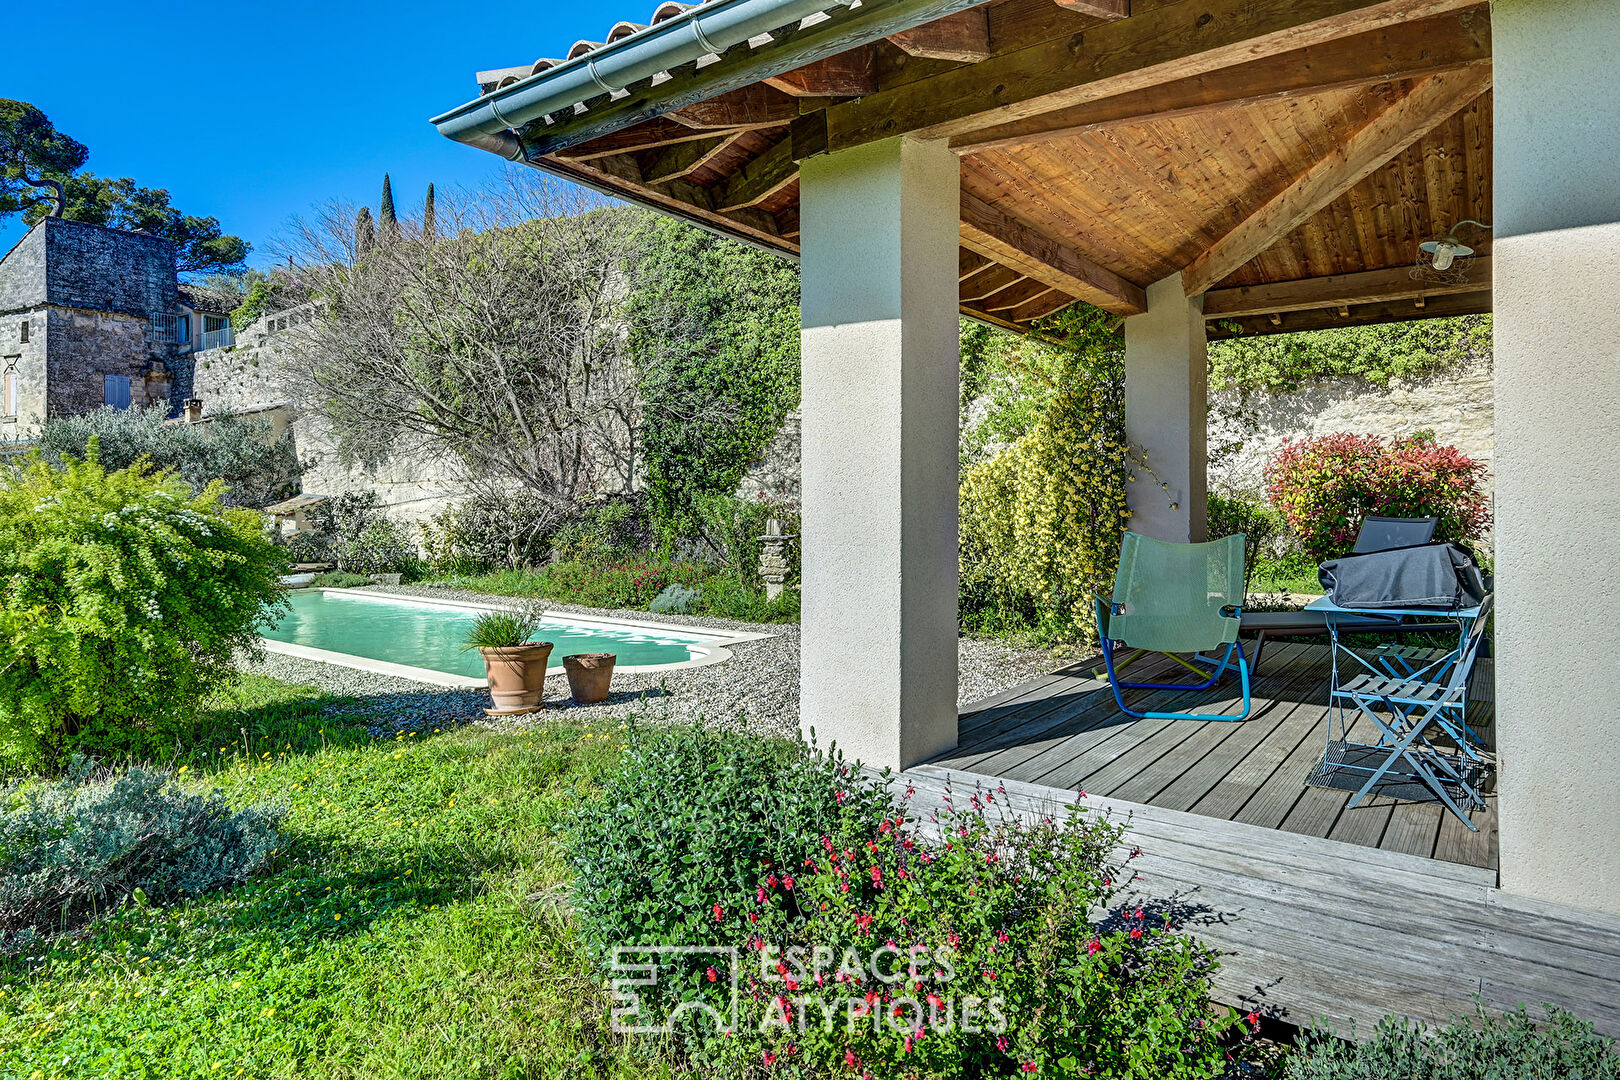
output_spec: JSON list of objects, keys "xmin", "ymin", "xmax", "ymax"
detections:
[
  {"xmin": 708, "ymin": 783, "xmax": 1247, "ymax": 1079},
  {"xmin": 1264, "ymin": 432, "xmax": 1491, "ymax": 561}
]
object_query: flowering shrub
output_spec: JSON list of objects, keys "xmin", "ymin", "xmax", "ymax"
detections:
[
  {"xmin": 1264, "ymin": 433, "xmax": 1491, "ymax": 561},
  {"xmin": 0, "ymin": 453, "xmax": 287, "ymax": 772},
  {"xmin": 959, "ymin": 308, "xmax": 1132, "ymax": 644},
  {"xmin": 566, "ymin": 723, "xmax": 892, "ymax": 1051},
  {"xmin": 714, "ymin": 785, "xmax": 1246, "ymax": 1079},
  {"xmin": 1, "ymin": 759, "xmax": 283, "ymax": 952}
]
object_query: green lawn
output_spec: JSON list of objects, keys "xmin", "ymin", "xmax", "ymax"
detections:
[{"xmin": 0, "ymin": 676, "xmax": 678, "ymax": 1080}]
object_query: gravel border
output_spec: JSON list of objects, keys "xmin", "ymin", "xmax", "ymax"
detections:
[{"xmin": 247, "ymin": 584, "xmax": 1062, "ymax": 741}]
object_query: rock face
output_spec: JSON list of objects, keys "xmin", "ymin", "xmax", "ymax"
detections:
[
  {"xmin": 1208, "ymin": 356, "xmax": 1496, "ymax": 496},
  {"xmin": 0, "ymin": 219, "xmax": 180, "ymax": 438}
]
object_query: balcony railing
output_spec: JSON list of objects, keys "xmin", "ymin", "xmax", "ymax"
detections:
[
  {"xmin": 149, "ymin": 313, "xmax": 190, "ymax": 346},
  {"xmin": 199, "ymin": 325, "xmax": 235, "ymax": 351}
]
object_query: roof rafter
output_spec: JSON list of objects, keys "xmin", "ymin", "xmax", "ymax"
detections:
[
  {"xmin": 886, "ymin": 9, "xmax": 992, "ymax": 63},
  {"xmin": 1181, "ymin": 67, "xmax": 1493, "ymax": 296},
  {"xmin": 1202, "ymin": 258, "xmax": 1492, "ymax": 318},
  {"xmin": 948, "ymin": 12, "xmax": 1491, "ymax": 153},
  {"xmin": 960, "ymin": 191, "xmax": 1146, "ymax": 315},
  {"xmin": 818, "ymin": 0, "xmax": 1487, "ymax": 154}
]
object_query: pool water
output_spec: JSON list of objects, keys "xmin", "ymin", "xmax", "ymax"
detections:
[{"xmin": 264, "ymin": 590, "xmax": 708, "ymax": 679}]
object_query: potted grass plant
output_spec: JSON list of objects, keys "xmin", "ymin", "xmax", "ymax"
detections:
[{"xmin": 462, "ymin": 604, "xmax": 553, "ymax": 715}]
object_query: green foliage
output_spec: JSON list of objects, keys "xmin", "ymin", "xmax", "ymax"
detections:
[
  {"xmin": 284, "ymin": 491, "xmax": 418, "ymax": 576},
  {"xmin": 627, "ymin": 217, "xmax": 800, "ymax": 539},
  {"xmin": 1207, "ymin": 491, "xmax": 1284, "ymax": 594},
  {"xmin": 309, "ymin": 572, "xmax": 372, "ymax": 589},
  {"xmin": 422, "ymin": 182, "xmax": 436, "ymax": 237},
  {"xmin": 0, "ymin": 454, "xmax": 287, "ymax": 772},
  {"xmin": 1209, "ymin": 316, "xmax": 1491, "ymax": 398},
  {"xmin": 566, "ymin": 722, "xmax": 892, "ymax": 1042},
  {"xmin": 28, "ymin": 172, "xmax": 252, "ymax": 274},
  {"xmin": 692, "ymin": 491, "xmax": 797, "ymax": 590},
  {"xmin": 378, "ymin": 173, "xmax": 397, "ymax": 237},
  {"xmin": 1265, "ymin": 433, "xmax": 1492, "ymax": 561},
  {"xmin": 1, "ymin": 760, "xmax": 282, "ymax": 952},
  {"xmin": 1282, "ymin": 1006, "xmax": 1620, "ymax": 1080},
  {"xmin": 230, "ymin": 275, "xmax": 285, "ymax": 333},
  {"xmin": 421, "ymin": 490, "xmax": 563, "ymax": 573},
  {"xmin": 355, "ymin": 205, "xmax": 375, "ymax": 255},
  {"xmin": 649, "ymin": 583, "xmax": 702, "ymax": 615},
  {"xmin": 460, "ymin": 605, "xmax": 547, "ymax": 650},
  {"xmin": 434, "ymin": 559, "xmax": 799, "ymax": 623},
  {"xmin": 0, "ymin": 99, "xmax": 87, "ymax": 219},
  {"xmin": 0, "ymin": 678, "xmax": 667, "ymax": 1080},
  {"xmin": 728, "ymin": 797, "xmax": 1245, "ymax": 1079},
  {"xmin": 38, "ymin": 405, "xmax": 297, "ymax": 509},
  {"xmin": 959, "ymin": 307, "xmax": 1132, "ymax": 643},
  {"xmin": 550, "ymin": 495, "xmax": 655, "ymax": 565}
]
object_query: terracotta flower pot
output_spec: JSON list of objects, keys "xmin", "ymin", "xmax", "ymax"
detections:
[
  {"xmin": 480, "ymin": 642, "xmax": 554, "ymax": 714},
  {"xmin": 563, "ymin": 653, "xmax": 617, "ymax": 705}
]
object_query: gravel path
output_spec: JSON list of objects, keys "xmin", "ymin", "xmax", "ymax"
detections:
[{"xmin": 247, "ymin": 584, "xmax": 1062, "ymax": 741}]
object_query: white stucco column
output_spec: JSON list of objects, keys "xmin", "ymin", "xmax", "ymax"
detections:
[
  {"xmin": 1492, "ymin": 0, "xmax": 1620, "ymax": 914},
  {"xmin": 1124, "ymin": 273, "xmax": 1208, "ymax": 542},
  {"xmin": 798, "ymin": 136, "xmax": 961, "ymax": 771}
]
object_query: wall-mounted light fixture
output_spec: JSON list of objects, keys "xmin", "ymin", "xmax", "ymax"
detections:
[{"xmin": 1420, "ymin": 219, "xmax": 1492, "ymax": 271}]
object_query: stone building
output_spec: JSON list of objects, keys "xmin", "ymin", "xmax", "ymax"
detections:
[{"xmin": 0, "ymin": 217, "xmax": 225, "ymax": 440}]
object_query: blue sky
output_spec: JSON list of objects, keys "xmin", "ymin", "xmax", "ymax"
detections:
[{"xmin": 1, "ymin": 0, "xmax": 616, "ymax": 268}]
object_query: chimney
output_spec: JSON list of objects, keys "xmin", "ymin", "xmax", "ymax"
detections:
[{"xmin": 184, "ymin": 398, "xmax": 203, "ymax": 423}]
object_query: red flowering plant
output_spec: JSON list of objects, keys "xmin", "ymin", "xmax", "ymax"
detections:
[
  {"xmin": 711, "ymin": 782, "xmax": 1249, "ymax": 1079},
  {"xmin": 1264, "ymin": 432, "xmax": 1491, "ymax": 561}
]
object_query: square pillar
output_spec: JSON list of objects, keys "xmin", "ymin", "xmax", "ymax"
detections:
[
  {"xmin": 1124, "ymin": 273, "xmax": 1208, "ymax": 543},
  {"xmin": 798, "ymin": 136, "xmax": 961, "ymax": 771},
  {"xmin": 1493, "ymin": 0, "xmax": 1620, "ymax": 914}
]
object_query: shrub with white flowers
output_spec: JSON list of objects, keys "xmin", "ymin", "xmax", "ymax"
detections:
[{"xmin": 0, "ymin": 449, "xmax": 287, "ymax": 772}]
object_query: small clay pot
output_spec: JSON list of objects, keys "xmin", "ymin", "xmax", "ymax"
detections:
[
  {"xmin": 563, "ymin": 652, "xmax": 617, "ymax": 705},
  {"xmin": 480, "ymin": 642, "xmax": 554, "ymax": 714}
]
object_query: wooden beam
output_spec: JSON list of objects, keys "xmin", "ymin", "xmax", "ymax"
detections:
[
  {"xmin": 1203, "ymin": 257, "xmax": 1492, "ymax": 318},
  {"xmin": 1207, "ymin": 288, "xmax": 1491, "ymax": 337},
  {"xmin": 639, "ymin": 132, "xmax": 744, "ymax": 184},
  {"xmin": 715, "ymin": 136, "xmax": 799, "ymax": 211},
  {"xmin": 949, "ymin": 13, "xmax": 1491, "ymax": 153},
  {"xmin": 1050, "ymin": 0, "xmax": 1130, "ymax": 17},
  {"xmin": 819, "ymin": 0, "xmax": 1485, "ymax": 154},
  {"xmin": 670, "ymin": 85, "xmax": 803, "ymax": 129},
  {"xmin": 555, "ymin": 118, "xmax": 726, "ymax": 161},
  {"xmin": 886, "ymin": 10, "xmax": 992, "ymax": 63},
  {"xmin": 1181, "ymin": 68, "xmax": 1492, "ymax": 295},
  {"xmin": 980, "ymin": 277, "xmax": 1057, "ymax": 312},
  {"xmin": 960, "ymin": 190, "xmax": 1146, "ymax": 315},
  {"xmin": 959, "ymin": 248, "xmax": 993, "ymax": 279},
  {"xmin": 1008, "ymin": 290, "xmax": 1078, "ymax": 323},
  {"xmin": 960, "ymin": 263, "xmax": 1025, "ymax": 301},
  {"xmin": 764, "ymin": 47, "xmax": 878, "ymax": 97}
]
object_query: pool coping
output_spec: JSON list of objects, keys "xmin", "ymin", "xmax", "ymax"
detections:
[{"xmin": 258, "ymin": 588, "xmax": 777, "ymax": 689}]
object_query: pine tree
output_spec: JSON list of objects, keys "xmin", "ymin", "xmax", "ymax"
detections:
[
  {"xmin": 379, "ymin": 174, "xmax": 397, "ymax": 237},
  {"xmin": 355, "ymin": 206, "xmax": 375, "ymax": 255},
  {"xmin": 422, "ymin": 182, "xmax": 436, "ymax": 238}
]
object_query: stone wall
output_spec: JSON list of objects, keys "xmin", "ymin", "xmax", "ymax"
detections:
[
  {"xmin": 44, "ymin": 307, "xmax": 171, "ymax": 419},
  {"xmin": 0, "ymin": 306, "xmax": 48, "ymax": 439},
  {"xmin": 1208, "ymin": 355, "xmax": 1495, "ymax": 495},
  {"xmin": 737, "ymin": 408, "xmax": 801, "ymax": 506},
  {"xmin": 0, "ymin": 219, "xmax": 176, "ymax": 319},
  {"xmin": 191, "ymin": 329, "xmax": 462, "ymax": 527}
]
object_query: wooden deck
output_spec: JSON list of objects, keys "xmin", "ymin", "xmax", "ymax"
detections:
[
  {"xmin": 886, "ymin": 643, "xmax": 1620, "ymax": 1038},
  {"xmin": 936, "ymin": 642, "xmax": 1497, "ymax": 869}
]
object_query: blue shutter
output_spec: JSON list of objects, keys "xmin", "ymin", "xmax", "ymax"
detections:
[{"xmin": 104, "ymin": 375, "xmax": 132, "ymax": 410}]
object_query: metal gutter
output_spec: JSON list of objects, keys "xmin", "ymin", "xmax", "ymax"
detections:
[
  {"xmin": 432, "ymin": 0, "xmax": 856, "ymax": 153},
  {"xmin": 431, "ymin": 0, "xmax": 991, "ymax": 160}
]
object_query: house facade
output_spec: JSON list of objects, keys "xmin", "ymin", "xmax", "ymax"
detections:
[{"xmin": 0, "ymin": 217, "xmax": 222, "ymax": 439}]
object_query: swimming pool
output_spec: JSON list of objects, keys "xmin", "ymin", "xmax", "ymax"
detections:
[{"xmin": 260, "ymin": 589, "xmax": 770, "ymax": 687}]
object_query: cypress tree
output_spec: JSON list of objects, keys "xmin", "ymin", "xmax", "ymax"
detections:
[
  {"xmin": 422, "ymin": 182, "xmax": 436, "ymax": 237},
  {"xmin": 355, "ymin": 206, "xmax": 375, "ymax": 255},
  {"xmin": 379, "ymin": 174, "xmax": 397, "ymax": 237}
]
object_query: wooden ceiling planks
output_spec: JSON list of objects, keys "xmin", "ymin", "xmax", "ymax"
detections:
[{"xmin": 528, "ymin": 0, "xmax": 1494, "ymax": 332}]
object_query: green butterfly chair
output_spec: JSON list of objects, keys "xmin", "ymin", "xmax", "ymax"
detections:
[{"xmin": 1094, "ymin": 532, "xmax": 1252, "ymax": 721}]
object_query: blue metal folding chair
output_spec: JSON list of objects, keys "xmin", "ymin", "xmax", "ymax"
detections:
[
  {"xmin": 1331, "ymin": 594, "xmax": 1494, "ymax": 829},
  {"xmin": 1095, "ymin": 532, "xmax": 1252, "ymax": 722}
]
